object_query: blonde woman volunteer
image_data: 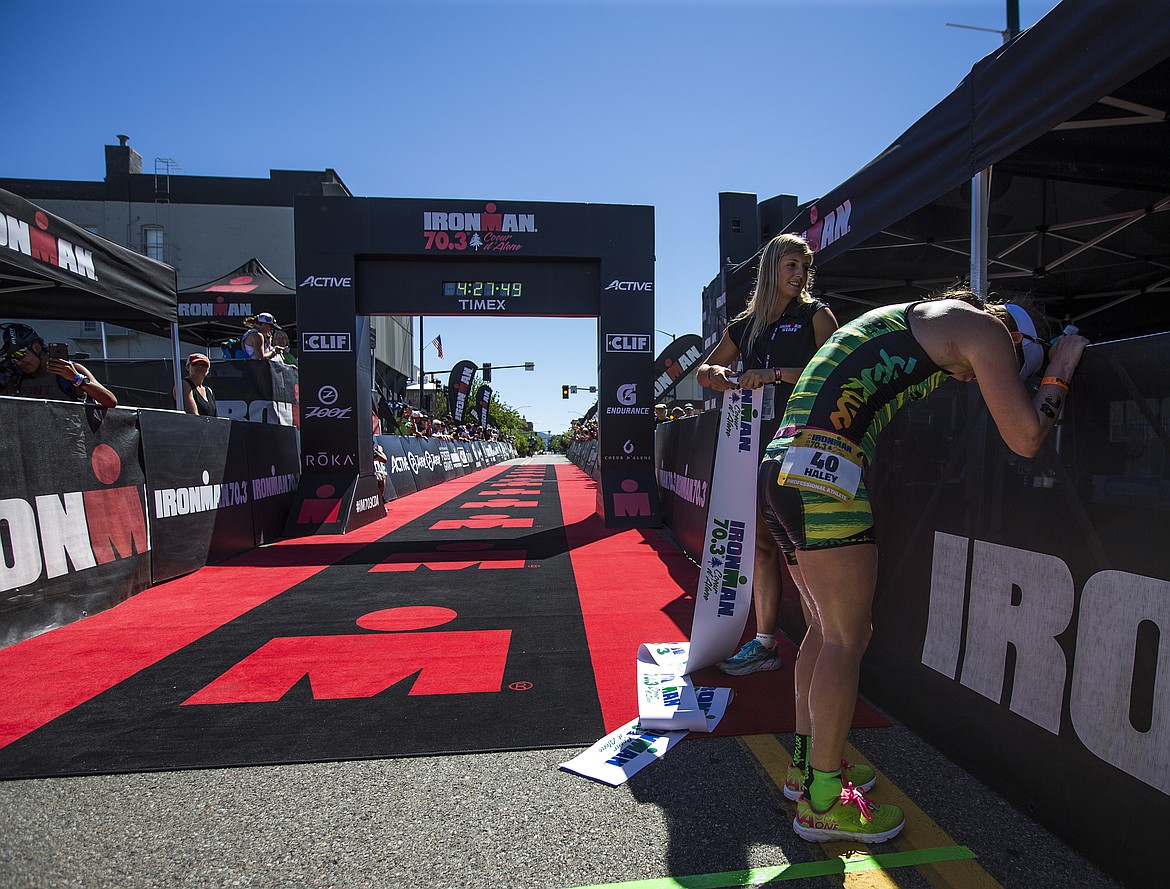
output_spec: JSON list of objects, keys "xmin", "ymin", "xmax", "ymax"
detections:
[{"xmin": 697, "ymin": 233, "xmax": 838, "ymax": 679}]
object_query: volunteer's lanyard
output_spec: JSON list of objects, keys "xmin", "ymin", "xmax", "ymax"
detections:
[{"xmin": 758, "ymin": 305, "xmax": 793, "ymax": 421}]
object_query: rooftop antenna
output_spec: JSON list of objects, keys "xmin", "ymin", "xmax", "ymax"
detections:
[
  {"xmin": 947, "ymin": 0, "xmax": 1020, "ymax": 44},
  {"xmin": 154, "ymin": 156, "xmax": 184, "ymax": 203}
]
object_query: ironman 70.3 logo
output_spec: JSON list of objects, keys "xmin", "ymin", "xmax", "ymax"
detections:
[{"xmin": 421, "ymin": 203, "xmax": 538, "ymax": 253}]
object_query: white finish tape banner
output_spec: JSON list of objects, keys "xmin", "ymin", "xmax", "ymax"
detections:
[
  {"xmin": 561, "ymin": 388, "xmax": 760, "ymax": 785},
  {"xmin": 685, "ymin": 386, "xmax": 761, "ymax": 673},
  {"xmin": 559, "ymin": 678, "xmax": 733, "ymax": 786},
  {"xmin": 559, "ymin": 719, "xmax": 687, "ymax": 786}
]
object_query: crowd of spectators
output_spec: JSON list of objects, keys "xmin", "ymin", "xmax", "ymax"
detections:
[
  {"xmin": 569, "ymin": 418, "xmax": 598, "ymax": 442},
  {"xmin": 654, "ymin": 401, "xmax": 700, "ymax": 423},
  {"xmin": 383, "ymin": 399, "xmax": 507, "ymax": 443}
]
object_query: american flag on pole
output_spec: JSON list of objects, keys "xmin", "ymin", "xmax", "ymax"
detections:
[{"xmin": 431, "ymin": 335, "xmax": 444, "ymax": 359}]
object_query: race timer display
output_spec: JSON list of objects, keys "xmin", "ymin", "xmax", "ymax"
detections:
[
  {"xmin": 442, "ymin": 281, "xmax": 523, "ymax": 299},
  {"xmin": 357, "ymin": 258, "xmax": 601, "ymax": 316}
]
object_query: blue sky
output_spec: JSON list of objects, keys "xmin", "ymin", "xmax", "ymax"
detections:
[{"xmin": 4, "ymin": 0, "xmax": 1061, "ymax": 435}]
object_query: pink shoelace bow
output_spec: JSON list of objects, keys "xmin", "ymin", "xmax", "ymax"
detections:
[{"xmin": 838, "ymin": 783, "xmax": 877, "ymax": 820}]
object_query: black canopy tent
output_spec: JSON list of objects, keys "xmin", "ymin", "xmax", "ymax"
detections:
[
  {"xmin": 1, "ymin": 187, "xmax": 178, "ymax": 330},
  {"xmin": 727, "ymin": 0, "xmax": 1170, "ymax": 342},
  {"xmin": 0, "ymin": 187, "xmax": 183, "ymax": 406},
  {"xmin": 177, "ymin": 257, "xmax": 297, "ymax": 349}
]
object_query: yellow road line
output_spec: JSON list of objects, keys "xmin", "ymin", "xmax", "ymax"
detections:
[{"xmin": 740, "ymin": 734, "xmax": 1003, "ymax": 889}]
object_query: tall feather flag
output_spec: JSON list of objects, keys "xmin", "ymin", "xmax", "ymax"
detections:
[{"xmin": 431, "ymin": 335, "xmax": 444, "ymax": 359}]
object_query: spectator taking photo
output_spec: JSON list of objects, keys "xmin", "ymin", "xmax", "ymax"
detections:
[{"xmin": 0, "ymin": 323, "xmax": 117, "ymax": 408}]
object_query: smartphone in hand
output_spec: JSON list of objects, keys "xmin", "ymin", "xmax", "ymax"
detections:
[{"xmin": 48, "ymin": 343, "xmax": 69, "ymax": 360}]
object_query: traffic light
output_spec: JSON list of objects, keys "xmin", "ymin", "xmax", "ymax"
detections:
[
  {"xmin": 562, "ymin": 385, "xmax": 570, "ymax": 399},
  {"xmin": 482, "ymin": 362, "xmax": 492, "ymax": 382}
]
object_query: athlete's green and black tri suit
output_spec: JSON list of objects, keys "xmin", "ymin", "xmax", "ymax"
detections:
[{"xmin": 759, "ymin": 302, "xmax": 950, "ymax": 551}]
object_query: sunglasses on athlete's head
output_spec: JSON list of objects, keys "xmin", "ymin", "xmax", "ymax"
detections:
[{"xmin": 5, "ymin": 347, "xmax": 31, "ymax": 362}]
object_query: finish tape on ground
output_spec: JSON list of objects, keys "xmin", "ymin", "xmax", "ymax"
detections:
[
  {"xmin": 560, "ymin": 390, "xmax": 761, "ymax": 785},
  {"xmin": 563, "ymin": 845, "xmax": 976, "ymax": 889}
]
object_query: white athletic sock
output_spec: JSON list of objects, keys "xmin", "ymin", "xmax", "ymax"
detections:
[{"xmin": 754, "ymin": 633, "xmax": 776, "ymax": 650}]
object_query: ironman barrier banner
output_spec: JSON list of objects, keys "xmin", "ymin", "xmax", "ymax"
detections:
[{"xmin": 561, "ymin": 387, "xmax": 760, "ymax": 784}]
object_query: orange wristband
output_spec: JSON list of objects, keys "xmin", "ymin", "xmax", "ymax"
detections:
[{"xmin": 1041, "ymin": 376, "xmax": 1070, "ymax": 391}]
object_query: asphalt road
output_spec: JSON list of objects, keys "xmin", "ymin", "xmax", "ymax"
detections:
[{"xmin": 0, "ymin": 697, "xmax": 1131, "ymax": 888}]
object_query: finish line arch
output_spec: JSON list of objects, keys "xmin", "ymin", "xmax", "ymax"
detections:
[{"xmin": 287, "ymin": 196, "xmax": 660, "ymax": 533}]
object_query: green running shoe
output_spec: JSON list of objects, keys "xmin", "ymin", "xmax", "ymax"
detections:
[
  {"xmin": 784, "ymin": 758, "xmax": 877, "ymax": 801},
  {"xmin": 793, "ymin": 784, "xmax": 904, "ymax": 843}
]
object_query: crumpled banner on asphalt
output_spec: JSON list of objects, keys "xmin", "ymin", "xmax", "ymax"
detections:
[{"xmin": 559, "ymin": 718, "xmax": 687, "ymax": 786}]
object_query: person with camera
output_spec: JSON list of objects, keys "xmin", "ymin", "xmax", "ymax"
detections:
[
  {"xmin": 242, "ymin": 312, "xmax": 287, "ymax": 362},
  {"xmin": 0, "ymin": 323, "xmax": 117, "ymax": 408}
]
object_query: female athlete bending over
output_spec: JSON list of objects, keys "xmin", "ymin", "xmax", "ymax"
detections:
[{"xmin": 759, "ymin": 291, "xmax": 1088, "ymax": 843}]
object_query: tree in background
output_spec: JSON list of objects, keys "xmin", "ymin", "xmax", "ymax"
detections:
[
  {"xmin": 488, "ymin": 396, "xmax": 537, "ymax": 456},
  {"xmin": 415, "ymin": 375, "xmax": 540, "ymax": 456}
]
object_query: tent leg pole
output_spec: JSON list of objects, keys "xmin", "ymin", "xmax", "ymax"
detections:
[
  {"xmin": 172, "ymin": 321, "xmax": 183, "ymax": 411},
  {"xmin": 970, "ymin": 167, "xmax": 991, "ymax": 297}
]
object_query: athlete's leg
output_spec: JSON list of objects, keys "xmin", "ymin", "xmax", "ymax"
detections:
[
  {"xmin": 786, "ymin": 557, "xmax": 819, "ymax": 738},
  {"xmin": 793, "ymin": 542, "xmax": 878, "ymax": 776},
  {"xmin": 752, "ymin": 504, "xmax": 782, "ymax": 639}
]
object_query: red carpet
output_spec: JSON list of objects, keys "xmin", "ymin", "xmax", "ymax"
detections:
[
  {"xmin": 0, "ymin": 465, "xmax": 512, "ymax": 753},
  {"xmin": 0, "ymin": 459, "xmax": 883, "ymax": 780}
]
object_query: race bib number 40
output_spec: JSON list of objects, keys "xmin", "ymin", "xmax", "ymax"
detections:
[{"xmin": 776, "ymin": 429, "xmax": 864, "ymax": 502}]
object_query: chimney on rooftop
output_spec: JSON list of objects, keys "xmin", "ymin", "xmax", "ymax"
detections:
[{"xmin": 105, "ymin": 134, "xmax": 142, "ymax": 181}]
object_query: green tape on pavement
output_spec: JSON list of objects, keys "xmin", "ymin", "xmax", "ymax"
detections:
[{"xmin": 563, "ymin": 845, "xmax": 976, "ymax": 889}]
